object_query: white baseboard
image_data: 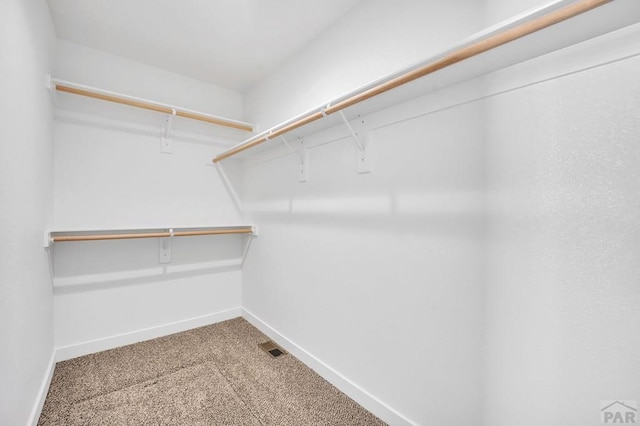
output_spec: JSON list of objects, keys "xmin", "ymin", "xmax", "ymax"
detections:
[
  {"xmin": 55, "ymin": 308, "xmax": 241, "ymax": 361},
  {"xmin": 241, "ymin": 308, "xmax": 416, "ymax": 426},
  {"xmin": 28, "ymin": 349, "xmax": 55, "ymax": 426}
]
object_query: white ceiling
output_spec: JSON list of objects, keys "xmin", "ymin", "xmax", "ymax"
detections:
[{"xmin": 47, "ymin": 0, "xmax": 362, "ymax": 92}]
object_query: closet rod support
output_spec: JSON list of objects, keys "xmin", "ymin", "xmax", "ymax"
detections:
[
  {"xmin": 161, "ymin": 109, "xmax": 176, "ymax": 153},
  {"xmin": 338, "ymin": 111, "xmax": 364, "ymax": 152},
  {"xmin": 281, "ymin": 136, "xmax": 303, "ymax": 163}
]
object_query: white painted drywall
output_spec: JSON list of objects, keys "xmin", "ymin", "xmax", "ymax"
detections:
[
  {"xmin": 482, "ymin": 36, "xmax": 640, "ymax": 426},
  {"xmin": 51, "ymin": 42, "xmax": 247, "ymax": 353},
  {"xmin": 55, "ymin": 39, "xmax": 243, "ymax": 120},
  {"xmin": 241, "ymin": 107, "xmax": 486, "ymax": 426},
  {"xmin": 483, "ymin": 0, "xmax": 546, "ymax": 27},
  {"xmin": 0, "ymin": 0, "xmax": 56, "ymax": 424},
  {"xmin": 243, "ymin": 0, "xmax": 485, "ymax": 132},
  {"xmin": 240, "ymin": 1, "xmax": 640, "ymax": 424},
  {"xmin": 240, "ymin": 1, "xmax": 486, "ymax": 424}
]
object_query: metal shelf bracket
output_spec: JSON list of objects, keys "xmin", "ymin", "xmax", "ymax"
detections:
[
  {"xmin": 161, "ymin": 109, "xmax": 176, "ymax": 154},
  {"xmin": 281, "ymin": 136, "xmax": 308, "ymax": 183},
  {"xmin": 159, "ymin": 228, "xmax": 173, "ymax": 264},
  {"xmin": 338, "ymin": 111, "xmax": 372, "ymax": 174}
]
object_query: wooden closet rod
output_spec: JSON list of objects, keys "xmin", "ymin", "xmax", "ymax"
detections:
[
  {"xmin": 52, "ymin": 79, "xmax": 254, "ymax": 132},
  {"xmin": 51, "ymin": 227, "xmax": 254, "ymax": 243},
  {"xmin": 212, "ymin": 0, "xmax": 610, "ymax": 163}
]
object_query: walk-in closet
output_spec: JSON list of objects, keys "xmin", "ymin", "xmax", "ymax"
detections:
[{"xmin": 2, "ymin": 1, "xmax": 640, "ymax": 425}]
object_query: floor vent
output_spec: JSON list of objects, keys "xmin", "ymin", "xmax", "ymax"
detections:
[{"xmin": 258, "ymin": 341, "xmax": 287, "ymax": 358}]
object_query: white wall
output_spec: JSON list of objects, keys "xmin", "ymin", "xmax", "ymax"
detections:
[
  {"xmin": 482, "ymin": 28, "xmax": 640, "ymax": 426},
  {"xmin": 241, "ymin": 105, "xmax": 486, "ymax": 425},
  {"xmin": 55, "ymin": 40, "xmax": 243, "ymax": 121},
  {"xmin": 240, "ymin": 1, "xmax": 640, "ymax": 424},
  {"xmin": 51, "ymin": 41, "xmax": 248, "ymax": 357},
  {"xmin": 244, "ymin": 0, "xmax": 484, "ymax": 132},
  {"xmin": 483, "ymin": 0, "xmax": 547, "ymax": 27},
  {"xmin": 0, "ymin": 0, "xmax": 56, "ymax": 424},
  {"xmin": 241, "ymin": 1, "xmax": 485, "ymax": 425}
]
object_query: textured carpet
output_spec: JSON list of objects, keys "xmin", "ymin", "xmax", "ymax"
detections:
[{"xmin": 38, "ymin": 317, "xmax": 386, "ymax": 425}]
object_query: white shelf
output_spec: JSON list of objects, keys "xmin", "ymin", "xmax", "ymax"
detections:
[
  {"xmin": 51, "ymin": 78, "xmax": 254, "ymax": 133},
  {"xmin": 46, "ymin": 225, "xmax": 257, "ymax": 246},
  {"xmin": 220, "ymin": 0, "xmax": 640, "ymax": 160}
]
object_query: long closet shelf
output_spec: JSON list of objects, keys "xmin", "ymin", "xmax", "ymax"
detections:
[
  {"xmin": 50, "ymin": 78, "xmax": 254, "ymax": 132},
  {"xmin": 213, "ymin": 0, "xmax": 640, "ymax": 162},
  {"xmin": 47, "ymin": 225, "xmax": 257, "ymax": 245}
]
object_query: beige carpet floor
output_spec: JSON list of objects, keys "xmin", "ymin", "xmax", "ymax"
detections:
[{"xmin": 38, "ymin": 317, "xmax": 386, "ymax": 425}]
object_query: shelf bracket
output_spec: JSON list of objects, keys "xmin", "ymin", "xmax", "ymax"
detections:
[
  {"xmin": 161, "ymin": 109, "xmax": 176, "ymax": 154},
  {"xmin": 45, "ymin": 243, "xmax": 55, "ymax": 283},
  {"xmin": 213, "ymin": 163, "xmax": 243, "ymax": 215},
  {"xmin": 281, "ymin": 135, "xmax": 303, "ymax": 163},
  {"xmin": 338, "ymin": 111, "xmax": 372, "ymax": 174},
  {"xmin": 338, "ymin": 110, "xmax": 364, "ymax": 151},
  {"xmin": 159, "ymin": 228, "xmax": 173, "ymax": 264},
  {"xmin": 45, "ymin": 74, "xmax": 57, "ymax": 104},
  {"xmin": 281, "ymin": 136, "xmax": 308, "ymax": 183}
]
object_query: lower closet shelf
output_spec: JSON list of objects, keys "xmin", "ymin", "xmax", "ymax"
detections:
[{"xmin": 47, "ymin": 225, "xmax": 257, "ymax": 288}]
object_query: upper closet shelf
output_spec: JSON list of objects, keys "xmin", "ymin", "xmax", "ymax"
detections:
[
  {"xmin": 46, "ymin": 225, "xmax": 257, "ymax": 247},
  {"xmin": 213, "ymin": 0, "xmax": 640, "ymax": 162},
  {"xmin": 49, "ymin": 77, "xmax": 254, "ymax": 132}
]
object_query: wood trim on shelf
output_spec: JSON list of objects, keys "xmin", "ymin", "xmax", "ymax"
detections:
[
  {"xmin": 212, "ymin": 0, "xmax": 612, "ymax": 163},
  {"xmin": 48, "ymin": 226, "xmax": 255, "ymax": 244},
  {"xmin": 54, "ymin": 81, "xmax": 254, "ymax": 132}
]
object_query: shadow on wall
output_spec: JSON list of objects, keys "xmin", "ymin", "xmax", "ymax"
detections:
[{"xmin": 245, "ymin": 190, "xmax": 485, "ymax": 239}]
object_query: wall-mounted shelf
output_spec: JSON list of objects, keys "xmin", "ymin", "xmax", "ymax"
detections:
[
  {"xmin": 213, "ymin": 0, "xmax": 640, "ymax": 162},
  {"xmin": 47, "ymin": 225, "xmax": 257, "ymax": 287},
  {"xmin": 49, "ymin": 78, "xmax": 254, "ymax": 133},
  {"xmin": 46, "ymin": 225, "xmax": 257, "ymax": 246}
]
